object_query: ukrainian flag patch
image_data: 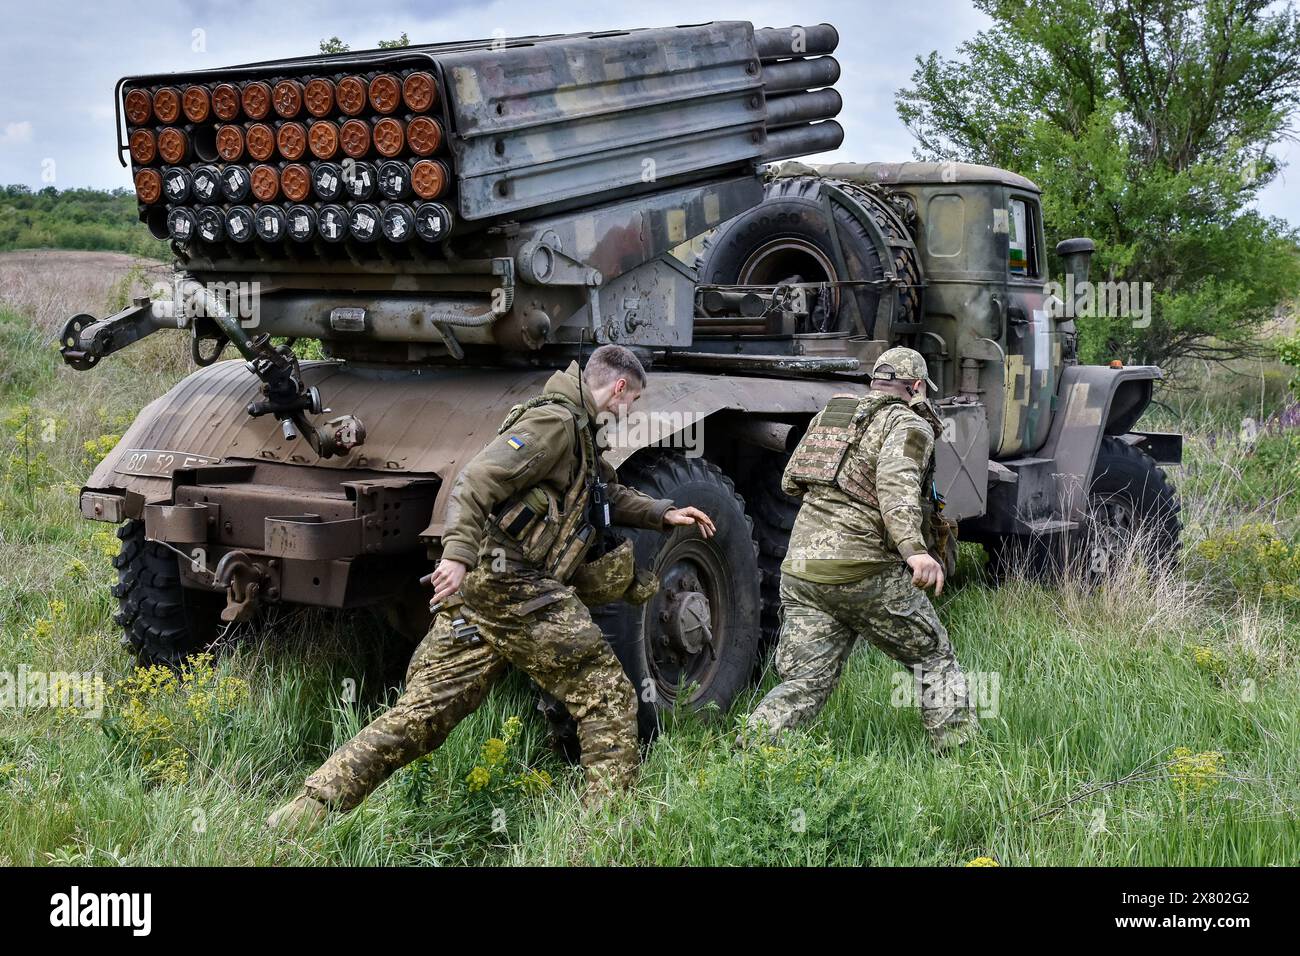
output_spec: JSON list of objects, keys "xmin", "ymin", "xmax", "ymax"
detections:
[{"xmin": 506, "ymin": 435, "xmax": 526, "ymax": 450}]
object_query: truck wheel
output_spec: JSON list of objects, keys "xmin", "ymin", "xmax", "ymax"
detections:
[
  {"xmin": 695, "ymin": 175, "xmax": 920, "ymax": 337},
  {"xmin": 112, "ymin": 519, "xmax": 225, "ymax": 667},
  {"xmin": 740, "ymin": 451, "xmax": 799, "ymax": 649},
  {"xmin": 545, "ymin": 453, "xmax": 762, "ymax": 749},
  {"xmin": 984, "ymin": 437, "xmax": 1181, "ymax": 582},
  {"xmin": 1079, "ymin": 437, "xmax": 1181, "ymax": 579}
]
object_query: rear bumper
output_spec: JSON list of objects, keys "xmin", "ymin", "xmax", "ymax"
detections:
[{"xmin": 81, "ymin": 461, "xmax": 439, "ymax": 608}]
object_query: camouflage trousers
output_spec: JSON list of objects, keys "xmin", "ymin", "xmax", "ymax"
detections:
[
  {"xmin": 304, "ymin": 564, "xmax": 638, "ymax": 811},
  {"xmin": 748, "ymin": 564, "xmax": 977, "ymax": 744}
]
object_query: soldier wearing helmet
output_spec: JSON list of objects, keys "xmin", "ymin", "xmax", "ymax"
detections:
[{"xmin": 745, "ymin": 347, "xmax": 979, "ymax": 749}]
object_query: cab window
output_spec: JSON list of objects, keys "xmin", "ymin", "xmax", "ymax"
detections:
[{"xmin": 1007, "ymin": 197, "xmax": 1040, "ymax": 278}]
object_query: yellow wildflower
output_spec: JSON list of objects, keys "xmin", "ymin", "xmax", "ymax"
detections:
[
  {"xmin": 512, "ymin": 768, "xmax": 552, "ymax": 795},
  {"xmin": 1169, "ymin": 748, "xmax": 1224, "ymax": 796},
  {"xmin": 481, "ymin": 737, "xmax": 507, "ymax": 768},
  {"xmin": 502, "ymin": 715, "xmax": 523, "ymax": 743}
]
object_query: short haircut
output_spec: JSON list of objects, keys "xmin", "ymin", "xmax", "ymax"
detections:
[{"xmin": 584, "ymin": 344, "xmax": 647, "ymax": 389}]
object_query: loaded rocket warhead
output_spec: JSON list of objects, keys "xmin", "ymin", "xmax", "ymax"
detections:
[
  {"xmin": 380, "ymin": 203, "xmax": 416, "ymax": 242},
  {"xmin": 311, "ymin": 161, "xmax": 344, "ymax": 201},
  {"xmin": 308, "ymin": 119, "xmax": 339, "ymax": 160},
  {"xmin": 220, "ymin": 165, "xmax": 252, "ymax": 202},
  {"xmin": 166, "ymin": 206, "xmax": 197, "ymax": 242},
  {"xmin": 414, "ymin": 202, "xmax": 454, "ymax": 242},
  {"xmin": 246, "ymin": 122, "xmax": 276, "ymax": 162},
  {"xmin": 212, "ymin": 82, "xmax": 240, "ymax": 121},
  {"xmin": 286, "ymin": 204, "xmax": 317, "ymax": 243},
  {"xmin": 196, "ymin": 206, "xmax": 225, "ymax": 242},
  {"xmin": 368, "ymin": 74, "xmax": 401, "ymax": 114},
  {"xmin": 372, "ymin": 117, "xmax": 405, "ymax": 158},
  {"xmin": 152, "ymin": 87, "xmax": 181, "ymax": 124},
  {"xmin": 191, "ymin": 165, "xmax": 222, "ymax": 204},
  {"xmin": 158, "ymin": 127, "xmax": 189, "ymax": 165},
  {"xmin": 128, "ymin": 128, "xmax": 157, "ymax": 165},
  {"xmin": 410, "ymin": 159, "xmax": 449, "ymax": 199},
  {"xmin": 277, "ymin": 122, "xmax": 308, "ymax": 161},
  {"xmin": 317, "ymin": 204, "xmax": 349, "ymax": 243},
  {"xmin": 406, "ymin": 116, "xmax": 443, "ymax": 156},
  {"xmin": 378, "ymin": 160, "xmax": 412, "ymax": 200},
  {"xmin": 281, "ymin": 163, "xmax": 312, "ymax": 203},
  {"xmin": 336, "ymin": 76, "xmax": 367, "ymax": 116},
  {"xmin": 250, "ymin": 164, "xmax": 280, "ymax": 202},
  {"xmin": 272, "ymin": 79, "xmax": 304, "ymax": 119},
  {"xmin": 216, "ymin": 124, "xmax": 245, "ymax": 161},
  {"xmin": 124, "ymin": 88, "xmax": 152, "ymax": 125},
  {"xmin": 303, "ymin": 78, "xmax": 335, "ymax": 118},
  {"xmin": 339, "ymin": 118, "xmax": 370, "ymax": 159},
  {"xmin": 182, "ymin": 85, "xmax": 211, "ymax": 123},
  {"xmin": 348, "ymin": 203, "xmax": 381, "ymax": 242},
  {"xmin": 254, "ymin": 205, "xmax": 288, "ymax": 242},
  {"xmin": 224, "ymin": 205, "xmax": 256, "ymax": 242},
  {"xmin": 156, "ymin": 127, "xmax": 189, "ymax": 165},
  {"xmin": 161, "ymin": 167, "xmax": 192, "ymax": 203},
  {"xmin": 133, "ymin": 168, "xmax": 162, "ymax": 205},
  {"xmin": 341, "ymin": 160, "xmax": 377, "ymax": 201},
  {"xmin": 402, "ymin": 72, "xmax": 438, "ymax": 112},
  {"xmin": 241, "ymin": 81, "xmax": 272, "ymax": 120}
]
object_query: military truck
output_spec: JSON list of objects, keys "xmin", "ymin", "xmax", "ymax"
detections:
[{"xmin": 61, "ymin": 21, "xmax": 1180, "ymax": 739}]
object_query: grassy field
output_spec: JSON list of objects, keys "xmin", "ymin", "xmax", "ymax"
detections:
[{"xmin": 0, "ymin": 251, "xmax": 1297, "ymax": 866}]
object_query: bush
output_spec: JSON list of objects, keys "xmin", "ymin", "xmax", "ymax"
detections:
[{"xmin": 1191, "ymin": 522, "xmax": 1300, "ymax": 605}]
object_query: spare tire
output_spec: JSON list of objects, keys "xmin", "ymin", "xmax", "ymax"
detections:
[{"xmin": 695, "ymin": 175, "xmax": 921, "ymax": 338}]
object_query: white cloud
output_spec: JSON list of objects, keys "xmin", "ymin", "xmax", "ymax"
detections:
[{"xmin": 1, "ymin": 121, "xmax": 34, "ymax": 146}]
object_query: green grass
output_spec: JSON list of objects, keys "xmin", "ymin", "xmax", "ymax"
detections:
[{"xmin": 1, "ymin": 259, "xmax": 1297, "ymax": 866}]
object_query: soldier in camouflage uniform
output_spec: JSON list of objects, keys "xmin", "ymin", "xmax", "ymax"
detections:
[
  {"xmin": 746, "ymin": 348, "xmax": 978, "ymax": 749},
  {"xmin": 269, "ymin": 345, "xmax": 715, "ymax": 829}
]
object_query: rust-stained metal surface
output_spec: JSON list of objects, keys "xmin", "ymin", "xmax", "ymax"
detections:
[
  {"xmin": 85, "ymin": 359, "xmax": 863, "ymax": 533},
  {"xmin": 86, "ymin": 358, "xmax": 999, "ymax": 538}
]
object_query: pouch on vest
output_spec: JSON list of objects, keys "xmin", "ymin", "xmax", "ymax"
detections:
[
  {"xmin": 570, "ymin": 536, "xmax": 659, "ymax": 606},
  {"xmin": 493, "ymin": 485, "xmax": 562, "ymax": 564},
  {"xmin": 547, "ymin": 520, "xmax": 596, "ymax": 583},
  {"xmin": 787, "ymin": 394, "xmax": 905, "ymax": 507},
  {"xmin": 785, "ymin": 396, "xmax": 861, "ymax": 488}
]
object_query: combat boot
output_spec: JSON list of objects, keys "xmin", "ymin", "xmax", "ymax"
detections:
[
  {"xmin": 931, "ymin": 717, "xmax": 980, "ymax": 753},
  {"xmin": 267, "ymin": 791, "xmax": 329, "ymax": 832}
]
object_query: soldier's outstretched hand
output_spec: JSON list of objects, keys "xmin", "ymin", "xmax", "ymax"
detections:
[
  {"xmin": 422, "ymin": 558, "xmax": 469, "ymax": 606},
  {"xmin": 664, "ymin": 506, "xmax": 716, "ymax": 538},
  {"xmin": 905, "ymin": 552, "xmax": 945, "ymax": 595}
]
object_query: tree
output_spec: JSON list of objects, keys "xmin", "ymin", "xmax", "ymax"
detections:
[
  {"xmin": 896, "ymin": 0, "xmax": 1300, "ymax": 368},
  {"xmin": 319, "ymin": 33, "xmax": 409, "ymax": 54}
]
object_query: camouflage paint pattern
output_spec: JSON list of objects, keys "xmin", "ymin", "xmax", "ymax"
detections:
[
  {"xmin": 747, "ymin": 568, "xmax": 977, "ymax": 744},
  {"xmin": 782, "ymin": 390, "xmax": 941, "ymax": 571},
  {"xmin": 304, "ymin": 564, "xmax": 638, "ymax": 810},
  {"xmin": 439, "ymin": 362, "xmax": 672, "ymax": 572}
]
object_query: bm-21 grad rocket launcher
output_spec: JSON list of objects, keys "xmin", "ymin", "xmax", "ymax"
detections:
[{"xmin": 61, "ymin": 21, "xmax": 1180, "ymax": 744}]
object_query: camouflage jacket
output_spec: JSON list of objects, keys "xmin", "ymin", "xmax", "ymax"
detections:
[
  {"xmin": 782, "ymin": 389, "xmax": 940, "ymax": 572},
  {"xmin": 440, "ymin": 362, "xmax": 673, "ymax": 571}
]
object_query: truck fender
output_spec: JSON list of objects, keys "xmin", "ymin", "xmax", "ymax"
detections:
[{"xmin": 1038, "ymin": 364, "xmax": 1162, "ymax": 520}]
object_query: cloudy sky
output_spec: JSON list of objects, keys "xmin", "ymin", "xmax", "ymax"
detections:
[{"xmin": 2, "ymin": 0, "xmax": 1296, "ymax": 225}]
